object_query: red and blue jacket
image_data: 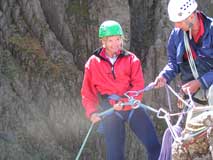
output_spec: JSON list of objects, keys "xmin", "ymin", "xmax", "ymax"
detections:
[
  {"xmin": 81, "ymin": 47, "xmax": 144, "ymax": 118},
  {"xmin": 160, "ymin": 12, "xmax": 213, "ymax": 89}
]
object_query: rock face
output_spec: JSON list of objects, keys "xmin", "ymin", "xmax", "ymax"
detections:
[
  {"xmin": 172, "ymin": 108, "xmax": 213, "ymax": 160},
  {"xmin": 0, "ymin": 0, "xmax": 213, "ymax": 159}
]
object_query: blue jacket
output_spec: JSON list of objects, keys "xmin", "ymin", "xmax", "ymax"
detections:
[{"xmin": 160, "ymin": 12, "xmax": 213, "ymax": 89}]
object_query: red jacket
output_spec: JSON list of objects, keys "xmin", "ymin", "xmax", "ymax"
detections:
[{"xmin": 81, "ymin": 47, "xmax": 144, "ymax": 118}]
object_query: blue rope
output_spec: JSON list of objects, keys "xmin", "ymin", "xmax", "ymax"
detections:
[
  {"xmin": 75, "ymin": 123, "xmax": 94, "ymax": 160},
  {"xmin": 75, "ymin": 107, "xmax": 114, "ymax": 160}
]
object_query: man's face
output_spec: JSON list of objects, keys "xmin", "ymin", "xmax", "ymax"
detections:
[
  {"xmin": 102, "ymin": 35, "xmax": 122, "ymax": 56},
  {"xmin": 174, "ymin": 20, "xmax": 191, "ymax": 31},
  {"xmin": 173, "ymin": 14, "xmax": 194, "ymax": 31}
]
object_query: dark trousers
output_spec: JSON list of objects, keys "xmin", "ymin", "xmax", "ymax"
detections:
[{"xmin": 101, "ymin": 101, "xmax": 161, "ymax": 160}]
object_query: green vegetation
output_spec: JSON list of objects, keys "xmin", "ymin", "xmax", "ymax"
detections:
[
  {"xmin": 8, "ymin": 34, "xmax": 62, "ymax": 78},
  {"xmin": 66, "ymin": 0, "xmax": 89, "ymax": 18},
  {"xmin": 0, "ymin": 50, "xmax": 20, "ymax": 80},
  {"xmin": 65, "ymin": 0, "xmax": 97, "ymax": 25}
]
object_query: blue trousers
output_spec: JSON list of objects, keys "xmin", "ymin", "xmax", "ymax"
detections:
[{"xmin": 101, "ymin": 101, "xmax": 161, "ymax": 160}]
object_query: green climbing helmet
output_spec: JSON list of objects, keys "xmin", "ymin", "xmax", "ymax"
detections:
[{"xmin": 98, "ymin": 20, "xmax": 124, "ymax": 38}]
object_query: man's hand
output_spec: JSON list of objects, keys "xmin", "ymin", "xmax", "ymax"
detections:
[
  {"xmin": 181, "ymin": 80, "xmax": 201, "ymax": 95},
  {"xmin": 90, "ymin": 113, "xmax": 101, "ymax": 124},
  {"xmin": 154, "ymin": 75, "xmax": 167, "ymax": 88}
]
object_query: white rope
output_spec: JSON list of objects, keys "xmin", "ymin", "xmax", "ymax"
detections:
[
  {"xmin": 183, "ymin": 31, "xmax": 199, "ymax": 79},
  {"xmin": 166, "ymin": 84, "xmax": 193, "ymax": 109}
]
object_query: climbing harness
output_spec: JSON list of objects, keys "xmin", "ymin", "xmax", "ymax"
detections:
[{"xmin": 75, "ymin": 83, "xmax": 210, "ymax": 159}]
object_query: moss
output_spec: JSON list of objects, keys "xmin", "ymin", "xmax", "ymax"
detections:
[
  {"xmin": 0, "ymin": 50, "xmax": 20, "ymax": 80},
  {"xmin": 8, "ymin": 34, "xmax": 62, "ymax": 78},
  {"xmin": 66, "ymin": 1, "xmax": 88, "ymax": 17},
  {"xmin": 65, "ymin": 0, "xmax": 97, "ymax": 25}
]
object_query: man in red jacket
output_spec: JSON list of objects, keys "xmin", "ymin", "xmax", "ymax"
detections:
[{"xmin": 81, "ymin": 20, "xmax": 161, "ymax": 160}]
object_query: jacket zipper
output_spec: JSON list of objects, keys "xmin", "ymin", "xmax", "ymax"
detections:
[
  {"xmin": 111, "ymin": 64, "xmax": 116, "ymax": 79},
  {"xmin": 96, "ymin": 50, "xmax": 124, "ymax": 80},
  {"xmin": 110, "ymin": 55, "xmax": 121, "ymax": 80}
]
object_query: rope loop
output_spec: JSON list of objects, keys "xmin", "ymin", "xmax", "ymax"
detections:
[{"xmin": 157, "ymin": 108, "xmax": 169, "ymax": 119}]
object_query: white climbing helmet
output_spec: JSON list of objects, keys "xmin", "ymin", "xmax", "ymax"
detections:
[{"xmin": 168, "ymin": 0, "xmax": 198, "ymax": 22}]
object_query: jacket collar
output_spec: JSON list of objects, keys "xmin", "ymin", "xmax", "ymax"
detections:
[{"xmin": 93, "ymin": 47, "xmax": 129, "ymax": 61}]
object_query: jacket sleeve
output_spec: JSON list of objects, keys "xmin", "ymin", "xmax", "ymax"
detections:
[
  {"xmin": 198, "ymin": 22, "xmax": 213, "ymax": 89},
  {"xmin": 129, "ymin": 55, "xmax": 144, "ymax": 101},
  {"xmin": 160, "ymin": 30, "xmax": 180, "ymax": 83},
  {"xmin": 81, "ymin": 60, "xmax": 99, "ymax": 118},
  {"xmin": 199, "ymin": 71, "xmax": 213, "ymax": 89}
]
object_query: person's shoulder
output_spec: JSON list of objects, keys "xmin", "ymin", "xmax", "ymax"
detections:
[
  {"xmin": 204, "ymin": 15, "xmax": 213, "ymax": 36},
  {"xmin": 200, "ymin": 12, "xmax": 213, "ymax": 29},
  {"xmin": 201, "ymin": 12, "xmax": 213, "ymax": 23},
  {"xmin": 171, "ymin": 27, "xmax": 182, "ymax": 36},
  {"xmin": 123, "ymin": 49, "xmax": 133, "ymax": 55},
  {"xmin": 85, "ymin": 55, "xmax": 97, "ymax": 68},
  {"xmin": 87, "ymin": 54, "xmax": 98, "ymax": 61},
  {"xmin": 207, "ymin": 16, "xmax": 213, "ymax": 31},
  {"xmin": 85, "ymin": 48, "xmax": 102, "ymax": 68},
  {"xmin": 121, "ymin": 50, "xmax": 140, "ymax": 62},
  {"xmin": 121, "ymin": 49, "xmax": 136, "ymax": 57},
  {"xmin": 168, "ymin": 28, "xmax": 183, "ymax": 43}
]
